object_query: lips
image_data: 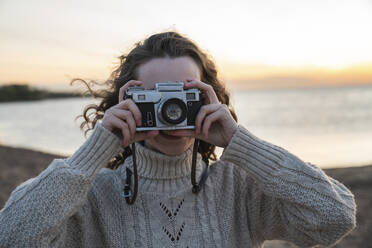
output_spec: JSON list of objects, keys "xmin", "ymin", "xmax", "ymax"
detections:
[{"xmin": 160, "ymin": 131, "xmax": 182, "ymax": 140}]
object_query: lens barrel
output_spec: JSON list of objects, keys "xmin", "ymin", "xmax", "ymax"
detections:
[{"xmin": 161, "ymin": 98, "xmax": 187, "ymax": 124}]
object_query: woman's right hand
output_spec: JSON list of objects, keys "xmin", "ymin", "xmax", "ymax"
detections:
[{"xmin": 101, "ymin": 80, "xmax": 159, "ymax": 148}]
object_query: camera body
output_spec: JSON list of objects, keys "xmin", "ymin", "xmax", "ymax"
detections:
[{"xmin": 125, "ymin": 82, "xmax": 203, "ymax": 131}]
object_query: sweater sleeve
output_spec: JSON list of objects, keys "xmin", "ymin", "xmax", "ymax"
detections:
[
  {"xmin": 0, "ymin": 123, "xmax": 123, "ymax": 247},
  {"xmin": 220, "ymin": 125, "xmax": 356, "ymax": 247}
]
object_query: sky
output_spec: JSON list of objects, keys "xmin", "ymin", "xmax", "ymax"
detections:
[{"xmin": 1, "ymin": 0, "xmax": 372, "ymax": 90}]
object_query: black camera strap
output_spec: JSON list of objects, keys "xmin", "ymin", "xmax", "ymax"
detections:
[
  {"xmin": 123, "ymin": 139, "xmax": 209, "ymax": 205},
  {"xmin": 123, "ymin": 143, "xmax": 138, "ymax": 205},
  {"xmin": 191, "ymin": 139, "xmax": 209, "ymax": 193}
]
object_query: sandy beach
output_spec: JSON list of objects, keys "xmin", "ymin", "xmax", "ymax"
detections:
[{"xmin": 0, "ymin": 144, "xmax": 370, "ymax": 247}]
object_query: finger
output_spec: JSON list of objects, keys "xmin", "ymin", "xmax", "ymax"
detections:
[
  {"xmin": 109, "ymin": 115, "xmax": 131, "ymax": 147},
  {"xmin": 184, "ymin": 80, "xmax": 219, "ymax": 104},
  {"xmin": 134, "ymin": 130, "xmax": 159, "ymax": 142},
  {"xmin": 111, "ymin": 109, "xmax": 136, "ymax": 140},
  {"xmin": 202, "ymin": 110, "xmax": 222, "ymax": 139},
  {"xmin": 116, "ymin": 99, "xmax": 142, "ymax": 126},
  {"xmin": 195, "ymin": 104, "xmax": 220, "ymax": 134},
  {"xmin": 118, "ymin": 80, "xmax": 143, "ymax": 103}
]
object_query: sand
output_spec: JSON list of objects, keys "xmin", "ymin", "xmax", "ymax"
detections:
[{"xmin": 0, "ymin": 145, "xmax": 370, "ymax": 247}]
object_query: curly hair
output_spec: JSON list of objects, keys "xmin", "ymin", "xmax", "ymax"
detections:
[{"xmin": 72, "ymin": 31, "xmax": 237, "ymax": 169}]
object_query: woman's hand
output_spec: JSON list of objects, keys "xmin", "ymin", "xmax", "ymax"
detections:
[
  {"xmin": 172, "ymin": 79, "xmax": 238, "ymax": 148},
  {"xmin": 101, "ymin": 80, "xmax": 159, "ymax": 147}
]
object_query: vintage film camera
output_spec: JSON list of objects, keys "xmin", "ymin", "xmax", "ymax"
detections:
[{"xmin": 125, "ymin": 82, "xmax": 203, "ymax": 131}]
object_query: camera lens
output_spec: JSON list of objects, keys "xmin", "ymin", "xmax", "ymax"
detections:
[
  {"xmin": 161, "ymin": 98, "xmax": 187, "ymax": 124},
  {"xmin": 165, "ymin": 103, "xmax": 182, "ymax": 120}
]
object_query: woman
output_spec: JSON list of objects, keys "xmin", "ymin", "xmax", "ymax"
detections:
[{"xmin": 0, "ymin": 32, "xmax": 356, "ymax": 247}]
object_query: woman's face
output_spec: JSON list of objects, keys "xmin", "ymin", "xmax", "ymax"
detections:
[{"xmin": 136, "ymin": 56, "xmax": 201, "ymax": 156}]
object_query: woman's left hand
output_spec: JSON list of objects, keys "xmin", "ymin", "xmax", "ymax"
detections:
[{"xmin": 171, "ymin": 79, "xmax": 238, "ymax": 148}]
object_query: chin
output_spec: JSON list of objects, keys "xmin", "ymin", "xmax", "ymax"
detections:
[{"xmin": 145, "ymin": 133, "xmax": 194, "ymax": 156}]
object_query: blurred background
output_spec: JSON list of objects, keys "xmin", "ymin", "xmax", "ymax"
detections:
[{"xmin": 0, "ymin": 0, "xmax": 371, "ymax": 247}]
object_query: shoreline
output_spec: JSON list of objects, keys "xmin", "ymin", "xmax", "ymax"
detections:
[
  {"xmin": 0, "ymin": 144, "xmax": 371, "ymax": 247},
  {"xmin": 0, "ymin": 84, "xmax": 83, "ymax": 102}
]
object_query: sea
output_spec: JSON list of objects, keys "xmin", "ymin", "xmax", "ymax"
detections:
[{"xmin": 1, "ymin": 85, "xmax": 372, "ymax": 168}]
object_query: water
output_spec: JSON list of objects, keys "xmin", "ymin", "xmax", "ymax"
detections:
[
  {"xmin": 0, "ymin": 97, "xmax": 94, "ymax": 156},
  {"xmin": 0, "ymin": 85, "xmax": 371, "ymax": 168},
  {"xmin": 231, "ymin": 85, "xmax": 372, "ymax": 168}
]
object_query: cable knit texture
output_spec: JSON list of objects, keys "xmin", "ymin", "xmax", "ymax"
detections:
[{"xmin": 0, "ymin": 123, "xmax": 356, "ymax": 247}]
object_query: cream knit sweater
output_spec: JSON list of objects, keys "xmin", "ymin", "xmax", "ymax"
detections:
[{"xmin": 0, "ymin": 123, "xmax": 356, "ymax": 247}]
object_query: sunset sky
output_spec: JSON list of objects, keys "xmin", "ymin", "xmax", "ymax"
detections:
[{"xmin": 1, "ymin": 0, "xmax": 372, "ymax": 90}]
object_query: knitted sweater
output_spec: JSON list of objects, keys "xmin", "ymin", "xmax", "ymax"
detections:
[{"xmin": 0, "ymin": 123, "xmax": 356, "ymax": 248}]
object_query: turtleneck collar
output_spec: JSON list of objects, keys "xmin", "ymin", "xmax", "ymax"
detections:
[{"xmin": 121, "ymin": 142, "xmax": 204, "ymax": 180}]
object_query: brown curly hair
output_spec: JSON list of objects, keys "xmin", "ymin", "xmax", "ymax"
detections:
[{"xmin": 72, "ymin": 31, "xmax": 237, "ymax": 169}]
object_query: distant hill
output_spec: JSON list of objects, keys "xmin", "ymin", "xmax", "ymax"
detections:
[{"xmin": 0, "ymin": 84, "xmax": 83, "ymax": 102}]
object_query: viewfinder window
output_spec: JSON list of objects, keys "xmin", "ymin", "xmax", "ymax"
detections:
[{"xmin": 186, "ymin": 93, "xmax": 195, "ymax": 100}]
